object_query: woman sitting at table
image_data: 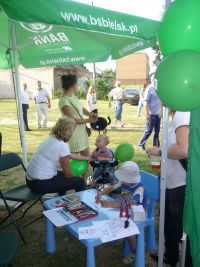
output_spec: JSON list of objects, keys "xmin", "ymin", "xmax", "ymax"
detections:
[{"xmin": 26, "ymin": 117, "xmax": 89, "ymax": 196}]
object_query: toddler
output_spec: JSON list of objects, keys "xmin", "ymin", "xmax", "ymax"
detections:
[
  {"xmin": 96, "ymin": 161, "xmax": 146, "ymax": 265},
  {"xmin": 91, "ymin": 135, "xmax": 115, "ymax": 184}
]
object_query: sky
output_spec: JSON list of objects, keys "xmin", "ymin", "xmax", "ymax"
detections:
[{"xmin": 75, "ymin": 0, "xmax": 165, "ymax": 73}]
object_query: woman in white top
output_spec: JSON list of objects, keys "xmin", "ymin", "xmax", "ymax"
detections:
[
  {"xmin": 26, "ymin": 117, "xmax": 90, "ymax": 196},
  {"xmin": 86, "ymin": 86, "xmax": 98, "ymax": 114},
  {"xmin": 147, "ymin": 111, "xmax": 190, "ymax": 267}
]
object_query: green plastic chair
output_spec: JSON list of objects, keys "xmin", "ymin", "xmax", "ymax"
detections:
[
  {"xmin": 0, "ymin": 232, "xmax": 18, "ymax": 267},
  {"xmin": 0, "ymin": 153, "xmax": 44, "ymax": 245}
]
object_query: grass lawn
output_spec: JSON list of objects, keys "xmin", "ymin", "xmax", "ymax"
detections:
[{"xmin": 0, "ymin": 99, "xmax": 158, "ymax": 267}]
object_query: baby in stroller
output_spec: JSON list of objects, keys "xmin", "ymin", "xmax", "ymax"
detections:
[{"xmin": 90, "ymin": 135, "xmax": 116, "ymax": 186}]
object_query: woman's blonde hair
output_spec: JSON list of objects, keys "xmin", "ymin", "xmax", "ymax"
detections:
[
  {"xmin": 88, "ymin": 86, "xmax": 94, "ymax": 94},
  {"xmin": 51, "ymin": 117, "xmax": 76, "ymax": 142}
]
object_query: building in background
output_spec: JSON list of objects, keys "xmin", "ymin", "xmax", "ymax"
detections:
[
  {"xmin": 0, "ymin": 65, "xmax": 92, "ymax": 99},
  {"xmin": 116, "ymin": 53, "xmax": 150, "ymax": 86}
]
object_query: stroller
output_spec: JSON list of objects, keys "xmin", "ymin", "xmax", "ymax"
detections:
[
  {"xmin": 89, "ymin": 150, "xmax": 119, "ymax": 189},
  {"xmin": 89, "ymin": 116, "xmax": 119, "ymax": 188}
]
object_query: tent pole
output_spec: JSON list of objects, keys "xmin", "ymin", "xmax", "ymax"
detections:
[
  {"xmin": 92, "ymin": 62, "xmax": 96, "ymax": 87},
  {"xmin": 91, "ymin": 1, "xmax": 96, "ymax": 88},
  {"xmin": 158, "ymin": 107, "xmax": 169, "ymax": 267},
  {"xmin": 10, "ymin": 20, "xmax": 27, "ymax": 167},
  {"xmin": 158, "ymin": 2, "xmax": 171, "ymax": 266}
]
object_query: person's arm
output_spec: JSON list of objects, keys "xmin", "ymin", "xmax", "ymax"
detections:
[
  {"xmin": 47, "ymin": 96, "xmax": 51, "ymax": 108},
  {"xmin": 144, "ymin": 100, "xmax": 151, "ymax": 120},
  {"xmin": 95, "ymin": 182, "xmax": 122, "ymax": 203},
  {"xmin": 97, "ymin": 150, "xmax": 113, "ymax": 161},
  {"xmin": 60, "ymin": 156, "xmax": 74, "ymax": 178},
  {"xmin": 97, "ymin": 156, "xmax": 112, "ymax": 161},
  {"xmin": 95, "ymin": 185, "xmax": 116, "ymax": 203},
  {"xmin": 122, "ymin": 89, "xmax": 128, "ymax": 100},
  {"xmin": 100, "ymin": 200, "xmax": 120, "ymax": 208},
  {"xmin": 147, "ymin": 126, "xmax": 189, "ymax": 160},
  {"xmin": 70, "ymin": 153, "xmax": 90, "ymax": 161},
  {"xmin": 61, "ymin": 106, "xmax": 96, "ymax": 125},
  {"xmin": 83, "ymin": 107, "xmax": 91, "ymax": 116},
  {"xmin": 45, "ymin": 90, "xmax": 51, "ymax": 108},
  {"xmin": 83, "ymin": 107, "xmax": 97, "ymax": 118},
  {"xmin": 143, "ymin": 88, "xmax": 151, "ymax": 120},
  {"xmin": 167, "ymin": 126, "xmax": 189, "ymax": 159}
]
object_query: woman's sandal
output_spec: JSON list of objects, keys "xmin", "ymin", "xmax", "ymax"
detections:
[{"xmin": 122, "ymin": 252, "xmax": 135, "ymax": 265}]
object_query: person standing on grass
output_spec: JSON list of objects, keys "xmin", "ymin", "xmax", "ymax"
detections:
[
  {"xmin": 34, "ymin": 81, "xmax": 51, "ymax": 129},
  {"xmin": 147, "ymin": 111, "xmax": 192, "ymax": 267},
  {"xmin": 137, "ymin": 83, "xmax": 148, "ymax": 117},
  {"xmin": 21, "ymin": 83, "xmax": 31, "ymax": 131},
  {"xmin": 108, "ymin": 81, "xmax": 127, "ymax": 129},
  {"xmin": 86, "ymin": 85, "xmax": 98, "ymax": 114},
  {"xmin": 59, "ymin": 74, "xmax": 97, "ymax": 181},
  {"xmin": 138, "ymin": 78, "xmax": 161, "ymax": 150}
]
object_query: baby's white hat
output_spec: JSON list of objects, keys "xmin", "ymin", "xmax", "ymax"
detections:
[{"xmin": 115, "ymin": 161, "xmax": 141, "ymax": 184}]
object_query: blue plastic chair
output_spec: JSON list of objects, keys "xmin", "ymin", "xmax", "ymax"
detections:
[{"xmin": 123, "ymin": 170, "xmax": 160, "ymax": 267}]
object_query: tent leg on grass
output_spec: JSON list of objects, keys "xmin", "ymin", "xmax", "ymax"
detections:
[
  {"xmin": 158, "ymin": 1, "xmax": 172, "ymax": 266},
  {"xmin": 181, "ymin": 233, "xmax": 187, "ymax": 267},
  {"xmin": 93, "ymin": 62, "xmax": 96, "ymax": 87},
  {"xmin": 10, "ymin": 20, "xmax": 27, "ymax": 167},
  {"xmin": 158, "ymin": 107, "xmax": 169, "ymax": 267}
]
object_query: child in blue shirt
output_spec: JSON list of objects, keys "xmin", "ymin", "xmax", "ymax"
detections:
[{"xmin": 96, "ymin": 161, "xmax": 146, "ymax": 265}]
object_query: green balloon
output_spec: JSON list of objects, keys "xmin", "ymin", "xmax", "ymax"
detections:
[
  {"xmin": 155, "ymin": 50, "xmax": 200, "ymax": 111},
  {"xmin": 115, "ymin": 143, "xmax": 135, "ymax": 163},
  {"xmin": 158, "ymin": 0, "xmax": 200, "ymax": 56},
  {"xmin": 70, "ymin": 160, "xmax": 89, "ymax": 176}
]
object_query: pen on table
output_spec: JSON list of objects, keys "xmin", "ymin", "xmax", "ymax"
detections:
[{"xmin": 96, "ymin": 186, "xmax": 100, "ymax": 203}]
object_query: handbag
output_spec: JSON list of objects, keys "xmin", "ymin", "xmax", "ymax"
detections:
[
  {"xmin": 179, "ymin": 159, "xmax": 188, "ymax": 171},
  {"xmin": 68, "ymin": 99, "xmax": 92, "ymax": 137}
]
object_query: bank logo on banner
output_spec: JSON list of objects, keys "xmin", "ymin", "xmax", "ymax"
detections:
[
  {"xmin": 20, "ymin": 23, "xmax": 53, "ymax": 33},
  {"xmin": 20, "ymin": 23, "xmax": 73, "ymax": 53}
]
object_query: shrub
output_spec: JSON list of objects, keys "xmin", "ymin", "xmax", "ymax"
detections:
[
  {"xmin": 52, "ymin": 88, "xmax": 63, "ymax": 99},
  {"xmin": 52, "ymin": 87, "xmax": 86, "ymax": 99},
  {"xmin": 95, "ymin": 77, "xmax": 111, "ymax": 100},
  {"xmin": 75, "ymin": 87, "xmax": 86, "ymax": 99}
]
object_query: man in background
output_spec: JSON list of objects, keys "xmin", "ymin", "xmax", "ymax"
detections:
[
  {"xmin": 21, "ymin": 83, "xmax": 31, "ymax": 131},
  {"xmin": 138, "ymin": 78, "xmax": 161, "ymax": 150},
  {"xmin": 137, "ymin": 83, "xmax": 148, "ymax": 117},
  {"xmin": 108, "ymin": 80, "xmax": 127, "ymax": 129},
  {"xmin": 34, "ymin": 81, "xmax": 51, "ymax": 128}
]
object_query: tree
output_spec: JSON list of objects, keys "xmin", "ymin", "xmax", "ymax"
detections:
[
  {"xmin": 95, "ymin": 77, "xmax": 110, "ymax": 100},
  {"xmin": 101, "ymin": 69, "xmax": 116, "ymax": 79},
  {"xmin": 84, "ymin": 68, "xmax": 116, "ymax": 100}
]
